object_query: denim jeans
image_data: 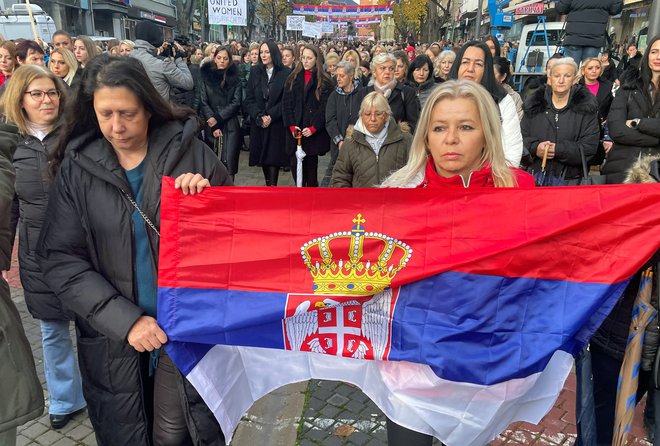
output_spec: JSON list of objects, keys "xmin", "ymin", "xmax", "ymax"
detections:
[
  {"xmin": 562, "ymin": 46, "xmax": 601, "ymax": 65},
  {"xmin": 575, "ymin": 345, "xmax": 597, "ymax": 446},
  {"xmin": 40, "ymin": 320, "xmax": 86, "ymax": 415}
]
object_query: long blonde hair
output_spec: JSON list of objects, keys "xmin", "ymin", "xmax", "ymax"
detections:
[{"xmin": 382, "ymin": 80, "xmax": 515, "ymax": 188}]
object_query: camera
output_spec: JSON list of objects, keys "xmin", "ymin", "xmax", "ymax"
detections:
[
  {"xmin": 160, "ymin": 40, "xmax": 186, "ymax": 59},
  {"xmin": 174, "ymin": 36, "xmax": 190, "ymax": 46}
]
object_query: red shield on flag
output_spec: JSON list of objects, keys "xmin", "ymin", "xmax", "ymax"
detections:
[{"xmin": 283, "ymin": 291, "xmax": 399, "ymax": 360}]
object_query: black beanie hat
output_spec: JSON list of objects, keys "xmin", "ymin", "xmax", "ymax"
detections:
[{"xmin": 136, "ymin": 21, "xmax": 163, "ymax": 47}]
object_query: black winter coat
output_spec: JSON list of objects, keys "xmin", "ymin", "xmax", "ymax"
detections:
[
  {"xmin": 244, "ymin": 64, "xmax": 291, "ymax": 167},
  {"xmin": 365, "ymin": 82, "xmax": 420, "ymax": 130},
  {"xmin": 325, "ymin": 80, "xmax": 365, "ymax": 153},
  {"xmin": 616, "ymin": 53, "xmax": 643, "ymax": 80},
  {"xmin": 0, "ymin": 121, "xmax": 44, "ymax": 433},
  {"xmin": 521, "ymin": 84, "xmax": 600, "ymax": 179},
  {"xmin": 282, "ymin": 69, "xmax": 333, "ymax": 157},
  {"xmin": 556, "ymin": 0, "xmax": 623, "ymax": 48},
  {"xmin": 592, "ymin": 156, "xmax": 660, "ymax": 370},
  {"xmin": 199, "ymin": 62, "xmax": 243, "ymax": 175},
  {"xmin": 602, "ymin": 69, "xmax": 660, "ymax": 184},
  {"xmin": 37, "ymin": 118, "xmax": 231, "ymax": 446},
  {"xmin": 601, "ymin": 63, "xmax": 617, "ymax": 83},
  {"xmin": 6, "ymin": 125, "xmax": 70, "ymax": 320},
  {"xmin": 189, "ymin": 62, "xmax": 203, "ymax": 113}
]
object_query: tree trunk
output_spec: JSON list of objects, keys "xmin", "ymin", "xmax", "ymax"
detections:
[{"xmin": 176, "ymin": 0, "xmax": 195, "ymax": 37}]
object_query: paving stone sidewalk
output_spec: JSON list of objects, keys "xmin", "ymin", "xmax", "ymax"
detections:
[{"xmin": 7, "ymin": 149, "xmax": 654, "ymax": 446}]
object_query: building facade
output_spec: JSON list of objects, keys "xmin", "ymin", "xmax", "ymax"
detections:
[{"xmin": 31, "ymin": 0, "xmax": 176, "ymax": 40}]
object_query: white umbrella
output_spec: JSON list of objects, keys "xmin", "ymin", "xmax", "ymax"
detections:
[{"xmin": 295, "ymin": 129, "xmax": 305, "ymax": 187}]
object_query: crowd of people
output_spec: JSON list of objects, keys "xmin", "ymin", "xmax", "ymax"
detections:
[{"xmin": 0, "ymin": 10, "xmax": 659, "ymax": 446}]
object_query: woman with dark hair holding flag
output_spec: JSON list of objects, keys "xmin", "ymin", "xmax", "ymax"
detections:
[
  {"xmin": 37, "ymin": 54, "xmax": 230, "ymax": 445},
  {"xmin": 244, "ymin": 40, "xmax": 291, "ymax": 186}
]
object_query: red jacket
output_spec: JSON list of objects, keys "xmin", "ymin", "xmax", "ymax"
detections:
[{"xmin": 419, "ymin": 158, "xmax": 535, "ymax": 188}]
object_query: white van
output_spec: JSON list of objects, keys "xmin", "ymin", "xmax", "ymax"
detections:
[
  {"xmin": 0, "ymin": 4, "xmax": 57, "ymax": 43},
  {"xmin": 514, "ymin": 21, "xmax": 565, "ymax": 72}
]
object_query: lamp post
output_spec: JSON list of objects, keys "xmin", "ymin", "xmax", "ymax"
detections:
[
  {"xmin": 475, "ymin": 0, "xmax": 483, "ymax": 39},
  {"xmin": 649, "ymin": 0, "xmax": 660, "ymax": 39}
]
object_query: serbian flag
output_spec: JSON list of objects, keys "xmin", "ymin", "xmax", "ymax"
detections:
[{"xmin": 158, "ymin": 178, "xmax": 660, "ymax": 445}]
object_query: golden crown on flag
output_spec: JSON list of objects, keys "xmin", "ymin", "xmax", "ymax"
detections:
[{"xmin": 300, "ymin": 214, "xmax": 412, "ymax": 295}]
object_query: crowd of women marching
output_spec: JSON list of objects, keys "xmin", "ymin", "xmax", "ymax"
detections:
[{"xmin": 0, "ymin": 21, "xmax": 659, "ymax": 446}]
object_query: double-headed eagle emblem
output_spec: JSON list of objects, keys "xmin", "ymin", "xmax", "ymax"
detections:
[{"xmin": 284, "ymin": 215, "xmax": 412, "ymax": 360}]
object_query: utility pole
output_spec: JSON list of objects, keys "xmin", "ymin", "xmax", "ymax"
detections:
[
  {"xmin": 475, "ymin": 0, "xmax": 483, "ymax": 39},
  {"xmin": 450, "ymin": 0, "xmax": 458, "ymax": 42},
  {"xmin": 649, "ymin": 0, "xmax": 660, "ymax": 39}
]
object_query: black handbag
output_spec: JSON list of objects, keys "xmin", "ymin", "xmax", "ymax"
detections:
[
  {"xmin": 529, "ymin": 144, "xmax": 607, "ymax": 186},
  {"xmin": 575, "ymin": 145, "xmax": 607, "ymax": 185}
]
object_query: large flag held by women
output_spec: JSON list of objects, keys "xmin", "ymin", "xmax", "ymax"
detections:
[{"xmin": 157, "ymin": 178, "xmax": 660, "ymax": 445}]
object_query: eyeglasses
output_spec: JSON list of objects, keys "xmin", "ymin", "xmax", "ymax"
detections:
[
  {"xmin": 24, "ymin": 89, "xmax": 61, "ymax": 101},
  {"xmin": 362, "ymin": 111, "xmax": 387, "ymax": 119}
]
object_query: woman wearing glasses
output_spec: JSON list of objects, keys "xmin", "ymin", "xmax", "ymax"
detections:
[
  {"xmin": 0, "ymin": 65, "xmax": 86, "ymax": 430},
  {"xmin": 332, "ymin": 91, "xmax": 411, "ymax": 188}
]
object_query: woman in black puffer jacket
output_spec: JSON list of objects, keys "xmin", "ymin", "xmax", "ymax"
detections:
[
  {"xmin": 199, "ymin": 46, "xmax": 242, "ymax": 181},
  {"xmin": 38, "ymin": 55, "xmax": 230, "ymax": 446},
  {"xmin": 521, "ymin": 57, "xmax": 600, "ymax": 183},
  {"xmin": 602, "ymin": 35, "xmax": 660, "ymax": 184}
]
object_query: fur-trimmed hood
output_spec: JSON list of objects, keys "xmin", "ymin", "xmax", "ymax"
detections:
[
  {"xmin": 523, "ymin": 84, "xmax": 598, "ymax": 117},
  {"xmin": 619, "ymin": 65, "xmax": 644, "ymax": 91},
  {"xmin": 625, "ymin": 155, "xmax": 660, "ymax": 184},
  {"xmin": 200, "ymin": 61, "xmax": 240, "ymax": 86}
]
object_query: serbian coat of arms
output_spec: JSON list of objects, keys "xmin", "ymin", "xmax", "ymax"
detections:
[{"xmin": 283, "ymin": 214, "xmax": 412, "ymax": 361}]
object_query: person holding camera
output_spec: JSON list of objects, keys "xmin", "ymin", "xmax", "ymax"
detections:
[{"xmin": 131, "ymin": 21, "xmax": 193, "ymax": 101}]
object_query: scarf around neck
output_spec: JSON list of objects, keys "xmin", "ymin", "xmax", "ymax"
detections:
[
  {"xmin": 354, "ymin": 118, "xmax": 390, "ymax": 156},
  {"xmin": 373, "ymin": 79, "xmax": 397, "ymax": 98}
]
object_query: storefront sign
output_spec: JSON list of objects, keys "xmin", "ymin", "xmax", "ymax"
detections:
[
  {"xmin": 208, "ymin": 0, "xmax": 247, "ymax": 26},
  {"xmin": 515, "ymin": 2, "xmax": 544, "ymax": 15},
  {"xmin": 140, "ymin": 11, "xmax": 167, "ymax": 23}
]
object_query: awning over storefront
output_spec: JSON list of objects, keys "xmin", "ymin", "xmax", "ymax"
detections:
[
  {"xmin": 92, "ymin": 0, "xmax": 129, "ymax": 14},
  {"xmin": 128, "ymin": 7, "xmax": 176, "ymax": 28}
]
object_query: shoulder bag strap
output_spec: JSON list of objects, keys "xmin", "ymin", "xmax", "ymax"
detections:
[{"xmin": 120, "ymin": 189, "xmax": 161, "ymax": 237}]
